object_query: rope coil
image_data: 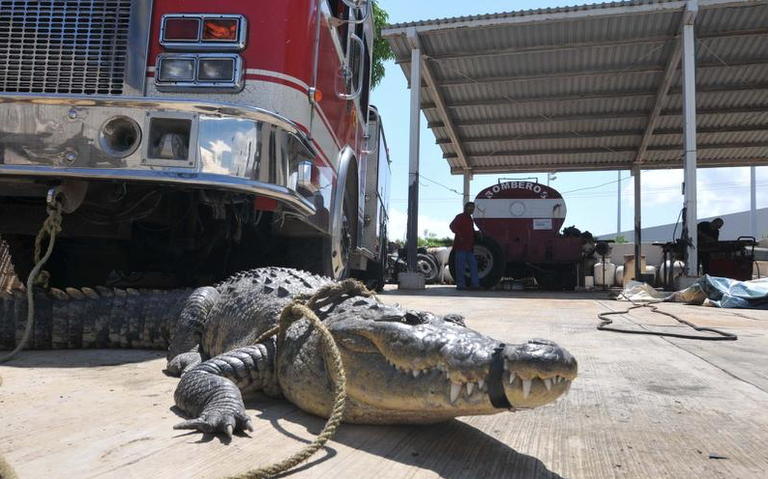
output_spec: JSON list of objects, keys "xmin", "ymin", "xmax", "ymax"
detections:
[
  {"xmin": 230, "ymin": 279, "xmax": 374, "ymax": 479},
  {"xmin": 0, "ymin": 197, "xmax": 62, "ymax": 479}
]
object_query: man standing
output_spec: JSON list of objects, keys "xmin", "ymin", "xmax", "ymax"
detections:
[
  {"xmin": 450, "ymin": 202, "xmax": 480, "ymax": 289},
  {"xmin": 697, "ymin": 217, "xmax": 724, "ymax": 274}
]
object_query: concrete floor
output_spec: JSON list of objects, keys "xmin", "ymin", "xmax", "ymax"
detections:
[{"xmin": 1, "ymin": 287, "xmax": 767, "ymax": 479}]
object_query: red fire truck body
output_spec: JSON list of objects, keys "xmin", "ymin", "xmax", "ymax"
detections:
[{"xmin": 0, "ymin": 0, "xmax": 390, "ymax": 288}]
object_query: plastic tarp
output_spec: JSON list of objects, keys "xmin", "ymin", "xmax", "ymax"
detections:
[
  {"xmin": 688, "ymin": 275, "xmax": 768, "ymax": 309},
  {"xmin": 619, "ymin": 275, "xmax": 768, "ymax": 309}
]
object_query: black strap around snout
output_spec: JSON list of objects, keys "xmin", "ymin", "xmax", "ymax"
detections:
[{"xmin": 488, "ymin": 344, "xmax": 513, "ymax": 410}]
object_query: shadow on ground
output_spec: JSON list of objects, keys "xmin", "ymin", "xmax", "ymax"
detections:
[
  {"xmin": 0, "ymin": 349, "xmax": 164, "ymax": 368},
  {"xmin": 246, "ymin": 394, "xmax": 568, "ymax": 479}
]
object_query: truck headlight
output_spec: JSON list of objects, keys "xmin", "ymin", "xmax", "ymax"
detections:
[
  {"xmin": 198, "ymin": 58, "xmax": 235, "ymax": 82},
  {"xmin": 158, "ymin": 57, "xmax": 196, "ymax": 82},
  {"xmin": 155, "ymin": 54, "xmax": 243, "ymax": 92}
]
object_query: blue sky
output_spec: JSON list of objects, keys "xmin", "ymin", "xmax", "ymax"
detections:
[{"xmin": 369, "ymin": 0, "xmax": 768, "ymax": 240}]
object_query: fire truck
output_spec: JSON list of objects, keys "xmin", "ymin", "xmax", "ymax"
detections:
[{"xmin": 0, "ymin": 0, "xmax": 391, "ymax": 289}]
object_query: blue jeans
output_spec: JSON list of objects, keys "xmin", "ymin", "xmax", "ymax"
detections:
[{"xmin": 455, "ymin": 249, "xmax": 479, "ymax": 288}]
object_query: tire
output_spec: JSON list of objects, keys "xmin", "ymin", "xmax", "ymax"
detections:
[
  {"xmin": 326, "ymin": 180, "xmax": 358, "ymax": 280},
  {"xmin": 448, "ymin": 236, "xmax": 505, "ymax": 289},
  {"xmin": 416, "ymin": 253, "xmax": 440, "ymax": 283}
]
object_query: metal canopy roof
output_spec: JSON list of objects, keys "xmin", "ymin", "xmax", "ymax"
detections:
[{"xmin": 382, "ymin": 0, "xmax": 768, "ymax": 175}]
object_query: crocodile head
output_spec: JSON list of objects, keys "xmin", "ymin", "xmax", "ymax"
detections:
[{"xmin": 277, "ymin": 296, "xmax": 577, "ymax": 424}]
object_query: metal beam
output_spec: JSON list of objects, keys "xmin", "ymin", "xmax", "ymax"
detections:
[
  {"xmin": 426, "ymin": 106, "xmax": 768, "ymax": 128},
  {"xmin": 429, "ymin": 60, "xmax": 767, "ymax": 88},
  {"xmin": 634, "ymin": 13, "xmax": 686, "ymax": 165},
  {"xmin": 682, "ymin": 0, "xmax": 699, "ymax": 277},
  {"xmin": 751, "ymin": 166, "xmax": 758, "ymax": 237},
  {"xmin": 382, "ymin": 0, "xmax": 756, "ymax": 37},
  {"xmin": 633, "ymin": 166, "xmax": 643, "ymax": 282},
  {"xmin": 408, "ymin": 37, "xmax": 468, "ymax": 170},
  {"xmin": 406, "ymin": 36, "xmax": 421, "ymax": 273},
  {"xmin": 444, "ymin": 141, "xmax": 768, "ymax": 159},
  {"xmin": 617, "ymin": 171, "xmax": 622, "ymax": 236},
  {"xmin": 394, "ymin": 28, "xmax": 768, "ymax": 64},
  {"xmin": 448, "ymin": 156, "xmax": 768, "ymax": 174},
  {"xmin": 463, "ymin": 171, "xmax": 472, "ymax": 205},
  {"xmin": 433, "ymin": 125, "xmax": 768, "ymax": 144},
  {"xmin": 420, "ymin": 83, "xmax": 768, "ymax": 110}
]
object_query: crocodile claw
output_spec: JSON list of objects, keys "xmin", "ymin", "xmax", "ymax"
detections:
[{"xmin": 174, "ymin": 409, "xmax": 253, "ymax": 438}]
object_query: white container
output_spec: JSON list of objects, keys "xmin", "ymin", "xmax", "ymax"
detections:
[
  {"xmin": 645, "ymin": 265, "xmax": 657, "ymax": 284},
  {"xmin": 584, "ymin": 276, "xmax": 595, "ymax": 288},
  {"xmin": 594, "ymin": 260, "xmax": 616, "ymax": 287},
  {"xmin": 659, "ymin": 260, "xmax": 684, "ymax": 280},
  {"xmin": 615, "ymin": 265, "xmax": 624, "ymax": 285}
]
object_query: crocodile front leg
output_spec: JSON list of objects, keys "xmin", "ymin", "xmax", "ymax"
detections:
[
  {"xmin": 173, "ymin": 340, "xmax": 277, "ymax": 438},
  {"xmin": 166, "ymin": 286, "xmax": 218, "ymax": 376}
]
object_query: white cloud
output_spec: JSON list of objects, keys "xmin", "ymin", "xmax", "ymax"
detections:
[
  {"xmin": 621, "ymin": 167, "xmax": 759, "ymax": 218},
  {"xmin": 388, "ymin": 207, "xmax": 454, "ymax": 241}
]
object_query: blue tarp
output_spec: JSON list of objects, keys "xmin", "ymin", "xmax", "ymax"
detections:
[{"xmin": 695, "ymin": 275, "xmax": 768, "ymax": 309}]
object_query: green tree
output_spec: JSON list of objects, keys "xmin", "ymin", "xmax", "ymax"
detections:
[{"xmin": 372, "ymin": 1, "xmax": 394, "ymax": 88}]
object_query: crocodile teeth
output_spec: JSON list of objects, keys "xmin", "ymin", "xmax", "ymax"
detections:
[
  {"xmin": 543, "ymin": 378, "xmax": 552, "ymax": 390},
  {"xmin": 503, "ymin": 359, "xmax": 509, "ymax": 371},
  {"xmin": 413, "ymin": 370, "xmax": 420, "ymax": 378},
  {"xmin": 509, "ymin": 372, "xmax": 517, "ymax": 384},
  {"xmin": 450, "ymin": 383, "xmax": 462, "ymax": 403},
  {"xmin": 478, "ymin": 379, "xmax": 485, "ymax": 390},
  {"xmin": 466, "ymin": 382, "xmax": 474, "ymax": 395},
  {"xmin": 522, "ymin": 379, "xmax": 532, "ymax": 398}
]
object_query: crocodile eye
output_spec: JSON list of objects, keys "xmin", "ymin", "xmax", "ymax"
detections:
[{"xmin": 402, "ymin": 311, "xmax": 425, "ymax": 325}]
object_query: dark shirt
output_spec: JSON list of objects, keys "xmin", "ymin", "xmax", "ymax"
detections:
[
  {"xmin": 697, "ymin": 221, "xmax": 720, "ymax": 245},
  {"xmin": 450, "ymin": 213, "xmax": 476, "ymax": 251}
]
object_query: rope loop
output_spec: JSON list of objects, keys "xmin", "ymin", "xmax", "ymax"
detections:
[
  {"xmin": 0, "ymin": 194, "xmax": 63, "ymax": 479},
  {"xmin": 233, "ymin": 277, "xmax": 375, "ymax": 479}
]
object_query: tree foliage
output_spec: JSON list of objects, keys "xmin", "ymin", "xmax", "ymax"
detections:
[{"xmin": 371, "ymin": 1, "xmax": 394, "ymax": 89}]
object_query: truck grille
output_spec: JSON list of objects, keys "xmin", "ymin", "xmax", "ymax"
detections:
[{"xmin": 0, "ymin": 0, "xmax": 132, "ymax": 95}]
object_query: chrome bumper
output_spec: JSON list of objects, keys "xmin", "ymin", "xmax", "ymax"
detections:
[{"xmin": 0, "ymin": 94, "xmax": 317, "ymax": 215}]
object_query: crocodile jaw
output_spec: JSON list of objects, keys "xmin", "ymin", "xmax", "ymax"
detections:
[{"xmin": 277, "ymin": 306, "xmax": 577, "ymax": 424}]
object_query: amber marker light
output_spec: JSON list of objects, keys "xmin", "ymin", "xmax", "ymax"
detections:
[{"xmin": 203, "ymin": 18, "xmax": 239, "ymax": 41}]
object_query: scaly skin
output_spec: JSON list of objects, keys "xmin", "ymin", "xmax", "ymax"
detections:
[{"xmin": 0, "ymin": 267, "xmax": 578, "ymax": 438}]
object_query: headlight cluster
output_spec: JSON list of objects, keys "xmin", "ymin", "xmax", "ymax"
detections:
[{"xmin": 156, "ymin": 14, "xmax": 246, "ymax": 92}]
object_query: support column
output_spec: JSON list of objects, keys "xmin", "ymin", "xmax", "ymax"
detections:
[
  {"xmin": 406, "ymin": 43, "xmax": 421, "ymax": 274},
  {"xmin": 463, "ymin": 170, "xmax": 471, "ymax": 206},
  {"xmin": 751, "ymin": 166, "xmax": 757, "ymax": 238},
  {"xmin": 633, "ymin": 166, "xmax": 642, "ymax": 282},
  {"xmin": 617, "ymin": 170, "xmax": 622, "ymax": 236},
  {"xmin": 682, "ymin": 1, "xmax": 699, "ymax": 276}
]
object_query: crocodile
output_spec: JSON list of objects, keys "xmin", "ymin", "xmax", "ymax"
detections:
[{"xmin": 0, "ymin": 267, "xmax": 577, "ymax": 436}]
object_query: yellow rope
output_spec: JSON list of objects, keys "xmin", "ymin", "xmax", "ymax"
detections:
[
  {"xmin": 0, "ymin": 198, "xmax": 63, "ymax": 479},
  {"xmin": 228, "ymin": 279, "xmax": 375, "ymax": 479}
]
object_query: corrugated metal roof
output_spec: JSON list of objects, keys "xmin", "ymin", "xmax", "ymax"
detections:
[{"xmin": 383, "ymin": 0, "xmax": 768, "ymax": 174}]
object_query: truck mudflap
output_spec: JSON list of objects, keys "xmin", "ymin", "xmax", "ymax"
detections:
[{"xmin": 0, "ymin": 94, "xmax": 321, "ymax": 216}]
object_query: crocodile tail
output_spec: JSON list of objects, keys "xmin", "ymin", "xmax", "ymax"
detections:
[{"xmin": 0, "ymin": 287, "xmax": 191, "ymax": 351}]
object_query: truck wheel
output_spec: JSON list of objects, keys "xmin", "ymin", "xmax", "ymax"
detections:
[
  {"xmin": 416, "ymin": 253, "xmax": 440, "ymax": 283},
  {"xmin": 448, "ymin": 236, "xmax": 505, "ymax": 289},
  {"xmin": 326, "ymin": 187, "xmax": 357, "ymax": 280}
]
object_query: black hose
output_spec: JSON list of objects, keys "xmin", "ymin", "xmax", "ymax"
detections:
[{"xmin": 597, "ymin": 296, "xmax": 737, "ymax": 341}]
